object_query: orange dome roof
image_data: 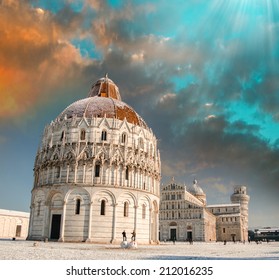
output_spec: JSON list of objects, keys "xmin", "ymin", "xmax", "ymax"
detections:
[
  {"xmin": 57, "ymin": 76, "xmax": 147, "ymax": 128},
  {"xmin": 88, "ymin": 74, "xmax": 121, "ymax": 100}
]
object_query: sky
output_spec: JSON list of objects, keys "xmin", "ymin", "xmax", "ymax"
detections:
[{"xmin": 0, "ymin": 0, "xmax": 279, "ymax": 228}]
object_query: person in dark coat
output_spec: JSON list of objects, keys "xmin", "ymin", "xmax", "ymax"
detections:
[
  {"xmin": 122, "ymin": 230, "xmax": 127, "ymax": 241},
  {"xmin": 131, "ymin": 230, "xmax": 136, "ymax": 241}
]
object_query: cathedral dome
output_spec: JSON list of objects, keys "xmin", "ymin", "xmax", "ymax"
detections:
[
  {"xmin": 188, "ymin": 180, "xmax": 205, "ymax": 195},
  {"xmin": 57, "ymin": 76, "xmax": 147, "ymax": 128}
]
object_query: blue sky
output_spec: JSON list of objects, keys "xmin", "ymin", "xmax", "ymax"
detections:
[{"xmin": 0, "ymin": 0, "xmax": 279, "ymax": 227}]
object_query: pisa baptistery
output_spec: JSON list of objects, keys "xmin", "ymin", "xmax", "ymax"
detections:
[{"xmin": 28, "ymin": 75, "xmax": 161, "ymax": 244}]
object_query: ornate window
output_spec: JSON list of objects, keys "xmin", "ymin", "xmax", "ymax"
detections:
[
  {"xmin": 125, "ymin": 167, "xmax": 129, "ymax": 180},
  {"xmin": 124, "ymin": 202, "xmax": 129, "ymax": 217},
  {"xmin": 95, "ymin": 164, "xmax": 100, "ymax": 177},
  {"xmin": 80, "ymin": 129, "xmax": 86, "ymax": 141},
  {"xmin": 138, "ymin": 137, "xmax": 144, "ymax": 149},
  {"xmin": 100, "ymin": 200, "xmax": 106, "ymax": 215},
  {"xmin": 37, "ymin": 201, "xmax": 41, "ymax": 216},
  {"xmin": 101, "ymin": 130, "xmax": 107, "ymax": 141},
  {"xmin": 56, "ymin": 166, "xmax": 60, "ymax": 178},
  {"xmin": 149, "ymin": 143, "xmax": 153, "ymax": 155},
  {"xmin": 75, "ymin": 199, "xmax": 81, "ymax": 215},
  {"xmin": 121, "ymin": 133, "xmax": 127, "ymax": 144},
  {"xmin": 60, "ymin": 131, "xmax": 65, "ymax": 141}
]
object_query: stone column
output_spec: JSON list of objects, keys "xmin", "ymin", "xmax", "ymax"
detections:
[
  {"xmin": 74, "ymin": 163, "xmax": 77, "ymax": 183},
  {"xmin": 137, "ymin": 170, "xmax": 140, "ymax": 189},
  {"xmin": 42, "ymin": 202, "xmax": 48, "ymax": 239},
  {"xmin": 86, "ymin": 202, "xmax": 93, "ymax": 242},
  {"xmin": 153, "ymin": 205, "xmax": 159, "ymax": 243},
  {"xmin": 115, "ymin": 164, "xmax": 118, "ymax": 186},
  {"xmin": 100, "ymin": 163, "xmax": 104, "ymax": 185},
  {"xmin": 121, "ymin": 165, "xmax": 123, "ymax": 187},
  {"xmin": 134, "ymin": 205, "xmax": 138, "ymax": 236},
  {"xmin": 149, "ymin": 207, "xmax": 152, "ymax": 243},
  {"xmin": 66, "ymin": 164, "xmax": 69, "ymax": 183},
  {"xmin": 59, "ymin": 165, "xmax": 62, "ymax": 183},
  {"xmin": 59, "ymin": 201, "xmax": 67, "ymax": 242},
  {"xmin": 108, "ymin": 164, "xmax": 112, "ymax": 185},
  {"xmin": 83, "ymin": 164, "xmax": 86, "ymax": 183},
  {"xmin": 46, "ymin": 167, "xmax": 49, "ymax": 184},
  {"xmin": 134, "ymin": 168, "xmax": 137, "ymax": 188},
  {"xmin": 27, "ymin": 204, "xmax": 35, "ymax": 240},
  {"xmin": 91, "ymin": 159, "xmax": 95, "ymax": 185},
  {"xmin": 110, "ymin": 203, "xmax": 118, "ymax": 244},
  {"xmin": 52, "ymin": 166, "xmax": 55, "ymax": 184}
]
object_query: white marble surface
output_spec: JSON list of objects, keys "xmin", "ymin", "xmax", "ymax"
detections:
[{"xmin": 0, "ymin": 240, "xmax": 278, "ymax": 260}]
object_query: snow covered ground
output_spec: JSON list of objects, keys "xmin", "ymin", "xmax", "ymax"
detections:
[{"xmin": 0, "ymin": 239, "xmax": 278, "ymax": 260}]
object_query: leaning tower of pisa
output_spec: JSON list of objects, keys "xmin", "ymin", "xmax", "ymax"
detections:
[{"xmin": 230, "ymin": 185, "xmax": 250, "ymax": 241}]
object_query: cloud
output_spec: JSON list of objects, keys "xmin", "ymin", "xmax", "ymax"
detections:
[
  {"xmin": 0, "ymin": 0, "xmax": 89, "ymax": 119},
  {"xmin": 1, "ymin": 0, "xmax": 278, "ymax": 226},
  {"xmin": 205, "ymin": 115, "xmax": 217, "ymax": 121}
]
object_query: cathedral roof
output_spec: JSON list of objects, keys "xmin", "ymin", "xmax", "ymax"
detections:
[{"xmin": 57, "ymin": 75, "xmax": 147, "ymax": 128}]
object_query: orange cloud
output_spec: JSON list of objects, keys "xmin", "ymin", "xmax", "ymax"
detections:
[
  {"xmin": 0, "ymin": 0, "xmax": 87, "ymax": 120},
  {"xmin": 0, "ymin": 66, "xmax": 36, "ymax": 117}
]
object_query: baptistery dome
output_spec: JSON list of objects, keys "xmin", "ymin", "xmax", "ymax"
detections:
[
  {"xmin": 57, "ymin": 75, "xmax": 147, "ymax": 128},
  {"xmin": 28, "ymin": 75, "xmax": 161, "ymax": 244}
]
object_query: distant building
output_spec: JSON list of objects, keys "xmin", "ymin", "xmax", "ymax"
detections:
[
  {"xmin": 159, "ymin": 180, "xmax": 249, "ymax": 242},
  {"xmin": 0, "ymin": 209, "xmax": 30, "ymax": 239}
]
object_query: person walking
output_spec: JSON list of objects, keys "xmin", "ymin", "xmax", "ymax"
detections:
[
  {"xmin": 131, "ymin": 230, "xmax": 136, "ymax": 241},
  {"xmin": 122, "ymin": 230, "xmax": 127, "ymax": 241}
]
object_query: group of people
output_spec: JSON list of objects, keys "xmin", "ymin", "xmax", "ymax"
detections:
[{"xmin": 122, "ymin": 230, "xmax": 136, "ymax": 242}]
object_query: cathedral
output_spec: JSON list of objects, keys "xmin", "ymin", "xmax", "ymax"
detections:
[
  {"xmin": 27, "ymin": 75, "xmax": 161, "ymax": 244},
  {"xmin": 159, "ymin": 179, "xmax": 249, "ymax": 242}
]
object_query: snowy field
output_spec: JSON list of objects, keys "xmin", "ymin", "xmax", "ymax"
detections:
[{"xmin": 0, "ymin": 239, "xmax": 278, "ymax": 260}]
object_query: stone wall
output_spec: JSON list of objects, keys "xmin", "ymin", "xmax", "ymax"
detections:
[
  {"xmin": 28, "ymin": 186, "xmax": 159, "ymax": 244},
  {"xmin": 0, "ymin": 209, "xmax": 29, "ymax": 239}
]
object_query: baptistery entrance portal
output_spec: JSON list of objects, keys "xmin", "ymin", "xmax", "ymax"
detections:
[{"xmin": 50, "ymin": 214, "xmax": 61, "ymax": 240}]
